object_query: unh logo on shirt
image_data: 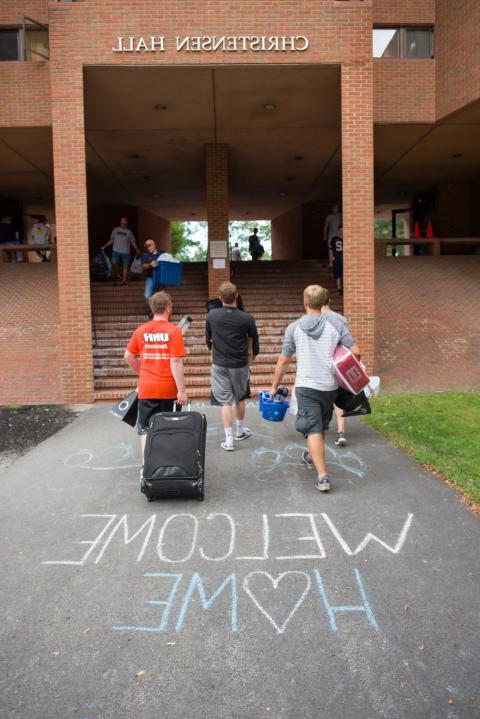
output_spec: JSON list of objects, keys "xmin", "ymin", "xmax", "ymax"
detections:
[{"xmin": 143, "ymin": 332, "xmax": 169, "ymax": 342}]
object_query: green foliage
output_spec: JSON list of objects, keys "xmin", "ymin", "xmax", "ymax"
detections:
[
  {"xmin": 170, "ymin": 221, "xmax": 207, "ymax": 262},
  {"xmin": 363, "ymin": 392, "xmax": 480, "ymax": 504}
]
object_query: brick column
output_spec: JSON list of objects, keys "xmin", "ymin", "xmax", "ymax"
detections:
[
  {"xmin": 205, "ymin": 144, "xmax": 230, "ymax": 298},
  {"xmin": 341, "ymin": 63, "xmax": 375, "ymax": 371},
  {"xmin": 51, "ymin": 66, "xmax": 94, "ymax": 402}
]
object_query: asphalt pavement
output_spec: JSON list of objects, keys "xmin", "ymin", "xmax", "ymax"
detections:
[{"xmin": 1, "ymin": 403, "xmax": 479, "ymax": 719}]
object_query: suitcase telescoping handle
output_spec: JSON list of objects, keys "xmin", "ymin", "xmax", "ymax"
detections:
[{"xmin": 173, "ymin": 400, "xmax": 192, "ymax": 412}]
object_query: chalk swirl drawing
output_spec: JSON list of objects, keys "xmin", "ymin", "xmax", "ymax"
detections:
[
  {"xmin": 251, "ymin": 442, "xmax": 366, "ymax": 482},
  {"xmin": 243, "ymin": 571, "xmax": 312, "ymax": 634},
  {"xmin": 64, "ymin": 443, "xmax": 140, "ymax": 471}
]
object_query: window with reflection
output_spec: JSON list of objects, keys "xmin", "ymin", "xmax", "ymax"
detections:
[{"xmin": 373, "ymin": 28, "xmax": 433, "ymax": 59}]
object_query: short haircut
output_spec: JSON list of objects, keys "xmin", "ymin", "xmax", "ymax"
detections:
[
  {"xmin": 150, "ymin": 290, "xmax": 172, "ymax": 315},
  {"xmin": 304, "ymin": 284, "xmax": 330, "ymax": 310},
  {"xmin": 218, "ymin": 281, "xmax": 237, "ymax": 305}
]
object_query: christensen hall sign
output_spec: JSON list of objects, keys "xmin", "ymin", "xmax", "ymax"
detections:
[{"xmin": 112, "ymin": 35, "xmax": 309, "ymax": 53}]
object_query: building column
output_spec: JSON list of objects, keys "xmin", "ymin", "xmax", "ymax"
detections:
[
  {"xmin": 205, "ymin": 143, "xmax": 230, "ymax": 297},
  {"xmin": 341, "ymin": 63, "xmax": 375, "ymax": 371},
  {"xmin": 51, "ymin": 66, "xmax": 94, "ymax": 402}
]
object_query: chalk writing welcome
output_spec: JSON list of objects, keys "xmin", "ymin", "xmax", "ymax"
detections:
[{"xmin": 42, "ymin": 511, "xmax": 413, "ymax": 636}]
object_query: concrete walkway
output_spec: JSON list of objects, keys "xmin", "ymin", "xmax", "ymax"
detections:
[{"xmin": 1, "ymin": 404, "xmax": 479, "ymax": 719}]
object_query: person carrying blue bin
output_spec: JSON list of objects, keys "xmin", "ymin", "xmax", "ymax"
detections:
[
  {"xmin": 269, "ymin": 285, "xmax": 360, "ymax": 493},
  {"xmin": 142, "ymin": 239, "xmax": 167, "ymax": 314}
]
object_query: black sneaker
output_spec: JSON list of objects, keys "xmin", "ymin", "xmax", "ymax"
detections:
[
  {"xmin": 335, "ymin": 432, "xmax": 347, "ymax": 447},
  {"xmin": 302, "ymin": 450, "xmax": 314, "ymax": 469},
  {"xmin": 235, "ymin": 428, "xmax": 251, "ymax": 441},
  {"xmin": 316, "ymin": 475, "xmax": 331, "ymax": 492}
]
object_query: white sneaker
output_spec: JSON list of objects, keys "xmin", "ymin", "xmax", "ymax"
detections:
[
  {"xmin": 221, "ymin": 441, "xmax": 235, "ymax": 452},
  {"xmin": 235, "ymin": 428, "xmax": 252, "ymax": 441}
]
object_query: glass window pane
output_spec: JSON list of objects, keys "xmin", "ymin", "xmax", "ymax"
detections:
[
  {"xmin": 0, "ymin": 31, "xmax": 19, "ymax": 61},
  {"xmin": 405, "ymin": 29, "xmax": 432, "ymax": 58},
  {"xmin": 26, "ymin": 30, "xmax": 49, "ymax": 61},
  {"xmin": 373, "ymin": 29, "xmax": 400, "ymax": 58}
]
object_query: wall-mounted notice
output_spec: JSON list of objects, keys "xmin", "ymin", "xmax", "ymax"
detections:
[
  {"xmin": 213, "ymin": 259, "xmax": 226, "ymax": 269},
  {"xmin": 209, "ymin": 241, "xmax": 227, "ymax": 258}
]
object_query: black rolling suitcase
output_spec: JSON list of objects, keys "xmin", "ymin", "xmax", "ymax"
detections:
[{"xmin": 141, "ymin": 408, "xmax": 207, "ymax": 502}]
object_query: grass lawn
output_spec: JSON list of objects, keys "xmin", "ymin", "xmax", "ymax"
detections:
[{"xmin": 363, "ymin": 392, "xmax": 480, "ymax": 507}]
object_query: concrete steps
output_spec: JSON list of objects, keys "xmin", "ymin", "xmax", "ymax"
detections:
[{"xmin": 91, "ymin": 260, "xmax": 341, "ymax": 401}]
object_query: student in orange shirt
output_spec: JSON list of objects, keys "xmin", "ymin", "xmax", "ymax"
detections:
[{"xmin": 124, "ymin": 291, "xmax": 188, "ymax": 464}]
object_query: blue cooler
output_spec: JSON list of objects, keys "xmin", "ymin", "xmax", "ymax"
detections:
[
  {"xmin": 153, "ymin": 261, "xmax": 183, "ymax": 287},
  {"xmin": 260, "ymin": 394, "xmax": 289, "ymax": 422}
]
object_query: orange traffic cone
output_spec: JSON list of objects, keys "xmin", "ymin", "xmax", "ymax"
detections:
[
  {"xmin": 426, "ymin": 220, "xmax": 434, "ymax": 239},
  {"xmin": 413, "ymin": 221, "xmax": 421, "ymax": 239}
]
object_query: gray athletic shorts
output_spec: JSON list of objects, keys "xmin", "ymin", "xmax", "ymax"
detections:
[
  {"xmin": 295, "ymin": 386, "xmax": 338, "ymax": 436},
  {"xmin": 211, "ymin": 364, "xmax": 250, "ymax": 406}
]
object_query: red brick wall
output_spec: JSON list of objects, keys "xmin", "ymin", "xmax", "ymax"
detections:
[
  {"xmin": 47, "ymin": 1, "xmax": 372, "ymax": 67},
  {"xmin": 0, "ymin": 264, "xmax": 63, "ymax": 405},
  {"xmin": 0, "ymin": 63, "xmax": 50, "ymax": 127},
  {"xmin": 205, "ymin": 143, "xmax": 230, "ymax": 298},
  {"xmin": 0, "ymin": 1, "xmax": 48, "ymax": 24},
  {"xmin": 342, "ymin": 63, "xmax": 375, "ymax": 372},
  {"xmin": 373, "ymin": 60, "xmax": 435, "ymax": 123},
  {"xmin": 372, "ymin": 0, "xmax": 435, "ymax": 25},
  {"xmin": 271, "ymin": 206, "xmax": 302, "ymax": 260},
  {"xmin": 435, "ymin": 0, "xmax": 480, "ymax": 120},
  {"xmin": 375, "ymin": 256, "xmax": 480, "ymax": 391},
  {"xmin": 137, "ymin": 209, "xmax": 171, "ymax": 253},
  {"xmin": 51, "ymin": 66, "xmax": 93, "ymax": 403}
]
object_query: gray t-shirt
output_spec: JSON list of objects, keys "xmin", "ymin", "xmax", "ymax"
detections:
[
  {"xmin": 325, "ymin": 213, "xmax": 342, "ymax": 242},
  {"xmin": 111, "ymin": 226, "xmax": 135, "ymax": 254},
  {"xmin": 282, "ymin": 311, "xmax": 355, "ymax": 391}
]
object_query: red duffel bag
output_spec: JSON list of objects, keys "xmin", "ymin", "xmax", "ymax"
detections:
[{"xmin": 333, "ymin": 345, "xmax": 369, "ymax": 395}]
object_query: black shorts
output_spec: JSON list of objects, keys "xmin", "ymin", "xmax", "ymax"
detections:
[
  {"xmin": 332, "ymin": 261, "xmax": 343, "ymax": 279},
  {"xmin": 295, "ymin": 387, "xmax": 338, "ymax": 437},
  {"xmin": 137, "ymin": 398, "xmax": 178, "ymax": 435}
]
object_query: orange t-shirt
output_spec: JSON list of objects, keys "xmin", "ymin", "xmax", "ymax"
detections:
[{"xmin": 127, "ymin": 320, "xmax": 186, "ymax": 399}]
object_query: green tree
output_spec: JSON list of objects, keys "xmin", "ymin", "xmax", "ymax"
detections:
[{"xmin": 170, "ymin": 221, "xmax": 207, "ymax": 262}]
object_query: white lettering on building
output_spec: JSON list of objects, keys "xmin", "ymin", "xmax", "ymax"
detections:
[{"xmin": 113, "ymin": 35, "xmax": 309, "ymax": 54}]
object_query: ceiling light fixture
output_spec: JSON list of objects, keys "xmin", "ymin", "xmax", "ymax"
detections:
[
  {"xmin": 154, "ymin": 104, "xmax": 168, "ymax": 111},
  {"xmin": 128, "ymin": 154, "xmax": 141, "ymax": 159},
  {"xmin": 294, "ymin": 156, "xmax": 304, "ymax": 161},
  {"xmin": 264, "ymin": 103, "xmax": 276, "ymax": 111},
  {"xmin": 452, "ymin": 153, "xmax": 463, "ymax": 158},
  {"xmin": 286, "ymin": 177, "xmax": 294, "ymax": 181}
]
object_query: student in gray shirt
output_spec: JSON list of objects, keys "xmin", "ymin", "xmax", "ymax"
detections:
[
  {"xmin": 101, "ymin": 216, "xmax": 140, "ymax": 286},
  {"xmin": 269, "ymin": 284, "xmax": 360, "ymax": 493}
]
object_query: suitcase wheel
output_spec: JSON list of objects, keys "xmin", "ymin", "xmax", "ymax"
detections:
[{"xmin": 146, "ymin": 495, "xmax": 154, "ymax": 502}]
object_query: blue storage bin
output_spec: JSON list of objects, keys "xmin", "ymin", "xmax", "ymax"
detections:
[
  {"xmin": 261, "ymin": 397, "xmax": 289, "ymax": 422},
  {"xmin": 258, "ymin": 391, "xmax": 272, "ymax": 411},
  {"xmin": 153, "ymin": 261, "xmax": 183, "ymax": 287}
]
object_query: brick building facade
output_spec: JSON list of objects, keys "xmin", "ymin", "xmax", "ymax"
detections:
[{"xmin": 1, "ymin": 1, "xmax": 479, "ymax": 404}]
